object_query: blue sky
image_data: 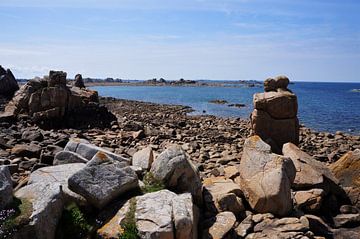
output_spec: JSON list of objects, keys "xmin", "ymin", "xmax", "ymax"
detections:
[{"xmin": 0, "ymin": 0, "xmax": 359, "ymax": 82}]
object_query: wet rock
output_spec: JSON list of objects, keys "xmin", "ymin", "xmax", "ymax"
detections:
[
  {"xmin": 68, "ymin": 152, "xmax": 138, "ymax": 209},
  {"xmin": 239, "ymin": 136, "xmax": 296, "ymax": 216},
  {"xmin": 14, "ymin": 182, "xmax": 64, "ymax": 239},
  {"xmin": 28, "ymin": 163, "xmax": 86, "ymax": 205},
  {"xmin": 0, "ymin": 166, "xmax": 13, "ymax": 209},
  {"xmin": 150, "ymin": 145, "xmax": 203, "ymax": 205},
  {"xmin": 132, "ymin": 147, "xmax": 153, "ymax": 171},
  {"xmin": 53, "ymin": 151, "xmax": 88, "ymax": 165}
]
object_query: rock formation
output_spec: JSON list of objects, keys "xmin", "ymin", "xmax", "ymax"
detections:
[
  {"xmin": 251, "ymin": 75, "xmax": 299, "ymax": 153},
  {"xmin": 0, "ymin": 65, "xmax": 19, "ymax": 98},
  {"xmin": 2, "ymin": 70, "xmax": 116, "ymax": 128},
  {"xmin": 74, "ymin": 73, "xmax": 85, "ymax": 88}
]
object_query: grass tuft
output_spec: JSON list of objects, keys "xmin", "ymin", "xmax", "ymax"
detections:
[
  {"xmin": 141, "ymin": 172, "xmax": 165, "ymax": 194},
  {"xmin": 119, "ymin": 198, "xmax": 138, "ymax": 239}
]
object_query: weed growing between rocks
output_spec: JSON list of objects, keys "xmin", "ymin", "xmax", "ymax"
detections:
[
  {"xmin": 56, "ymin": 203, "xmax": 93, "ymax": 239},
  {"xmin": 0, "ymin": 198, "xmax": 32, "ymax": 239},
  {"xmin": 119, "ymin": 198, "xmax": 138, "ymax": 239},
  {"xmin": 141, "ymin": 172, "xmax": 165, "ymax": 194}
]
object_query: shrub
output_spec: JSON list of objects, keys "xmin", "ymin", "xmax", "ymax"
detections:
[{"xmin": 119, "ymin": 198, "xmax": 138, "ymax": 239}]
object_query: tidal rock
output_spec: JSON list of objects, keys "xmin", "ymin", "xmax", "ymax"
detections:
[
  {"xmin": 53, "ymin": 151, "xmax": 89, "ymax": 165},
  {"xmin": 0, "ymin": 166, "xmax": 13, "ymax": 209},
  {"xmin": 330, "ymin": 149, "xmax": 360, "ymax": 187},
  {"xmin": 150, "ymin": 145, "xmax": 203, "ymax": 205},
  {"xmin": 132, "ymin": 147, "xmax": 153, "ymax": 171},
  {"xmin": 74, "ymin": 74, "xmax": 85, "ymax": 88},
  {"xmin": 28, "ymin": 163, "xmax": 86, "ymax": 204},
  {"xmin": 97, "ymin": 190, "xmax": 198, "ymax": 239},
  {"xmin": 14, "ymin": 182, "xmax": 64, "ymax": 239},
  {"xmin": 0, "ymin": 65, "xmax": 19, "ymax": 97},
  {"xmin": 64, "ymin": 139, "xmax": 130, "ymax": 166},
  {"xmin": 238, "ymin": 136, "xmax": 296, "ymax": 216},
  {"xmin": 68, "ymin": 152, "xmax": 138, "ymax": 209}
]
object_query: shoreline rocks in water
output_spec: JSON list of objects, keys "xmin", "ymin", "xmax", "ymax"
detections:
[{"xmin": 0, "ymin": 72, "xmax": 360, "ymax": 238}]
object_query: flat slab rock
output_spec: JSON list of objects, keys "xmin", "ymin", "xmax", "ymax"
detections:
[
  {"xmin": 28, "ymin": 163, "xmax": 86, "ymax": 205},
  {"xmin": 97, "ymin": 189, "xmax": 198, "ymax": 239},
  {"xmin": 68, "ymin": 152, "xmax": 138, "ymax": 209}
]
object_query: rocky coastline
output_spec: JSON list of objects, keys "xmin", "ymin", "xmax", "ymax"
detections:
[{"xmin": 1, "ymin": 71, "xmax": 360, "ymax": 239}]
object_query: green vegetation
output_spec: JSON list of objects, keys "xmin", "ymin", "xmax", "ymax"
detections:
[
  {"xmin": 56, "ymin": 203, "xmax": 93, "ymax": 239},
  {"xmin": 141, "ymin": 172, "xmax": 165, "ymax": 194},
  {"xmin": 0, "ymin": 197, "xmax": 33, "ymax": 239},
  {"xmin": 119, "ymin": 198, "xmax": 138, "ymax": 239}
]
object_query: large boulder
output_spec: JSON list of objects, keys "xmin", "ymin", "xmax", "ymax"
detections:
[
  {"xmin": 68, "ymin": 152, "xmax": 138, "ymax": 209},
  {"xmin": 132, "ymin": 147, "xmax": 154, "ymax": 171},
  {"xmin": 0, "ymin": 166, "xmax": 13, "ymax": 209},
  {"xmin": 4, "ymin": 70, "xmax": 116, "ymax": 128},
  {"xmin": 64, "ymin": 138, "xmax": 130, "ymax": 166},
  {"xmin": 0, "ymin": 65, "xmax": 19, "ymax": 98},
  {"xmin": 14, "ymin": 182, "xmax": 64, "ymax": 239},
  {"xmin": 283, "ymin": 142, "xmax": 339, "ymax": 190},
  {"xmin": 251, "ymin": 76, "xmax": 299, "ymax": 153},
  {"xmin": 238, "ymin": 136, "xmax": 296, "ymax": 216},
  {"xmin": 28, "ymin": 163, "xmax": 86, "ymax": 205},
  {"xmin": 150, "ymin": 145, "xmax": 203, "ymax": 205},
  {"xmin": 97, "ymin": 190, "xmax": 199, "ymax": 239},
  {"xmin": 330, "ymin": 149, "xmax": 360, "ymax": 187}
]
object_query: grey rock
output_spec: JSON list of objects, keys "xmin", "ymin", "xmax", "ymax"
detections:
[
  {"xmin": 333, "ymin": 213, "xmax": 360, "ymax": 228},
  {"xmin": 53, "ymin": 151, "xmax": 88, "ymax": 165},
  {"xmin": 97, "ymin": 189, "xmax": 199, "ymax": 239},
  {"xmin": 28, "ymin": 163, "xmax": 86, "ymax": 205},
  {"xmin": 65, "ymin": 139, "xmax": 130, "ymax": 166},
  {"xmin": 150, "ymin": 145, "xmax": 203, "ymax": 205},
  {"xmin": 0, "ymin": 66, "xmax": 19, "ymax": 97},
  {"xmin": 132, "ymin": 147, "xmax": 154, "ymax": 170},
  {"xmin": 68, "ymin": 152, "xmax": 138, "ymax": 209},
  {"xmin": 14, "ymin": 182, "xmax": 64, "ymax": 239},
  {"xmin": 0, "ymin": 166, "xmax": 13, "ymax": 209}
]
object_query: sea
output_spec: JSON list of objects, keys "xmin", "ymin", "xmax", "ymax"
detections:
[{"xmin": 91, "ymin": 82, "xmax": 360, "ymax": 135}]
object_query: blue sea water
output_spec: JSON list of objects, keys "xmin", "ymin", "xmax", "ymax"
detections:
[{"xmin": 91, "ymin": 82, "xmax": 360, "ymax": 134}]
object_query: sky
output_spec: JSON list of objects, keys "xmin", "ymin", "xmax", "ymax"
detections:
[{"xmin": 0, "ymin": 0, "xmax": 359, "ymax": 82}]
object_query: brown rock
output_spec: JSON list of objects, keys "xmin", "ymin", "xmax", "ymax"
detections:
[{"xmin": 330, "ymin": 149, "xmax": 360, "ymax": 187}]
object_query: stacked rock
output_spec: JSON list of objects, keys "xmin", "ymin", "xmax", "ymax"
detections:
[
  {"xmin": 250, "ymin": 75, "xmax": 299, "ymax": 153},
  {"xmin": 3, "ymin": 70, "xmax": 116, "ymax": 128},
  {"xmin": 0, "ymin": 65, "xmax": 19, "ymax": 98},
  {"xmin": 74, "ymin": 74, "xmax": 85, "ymax": 88}
]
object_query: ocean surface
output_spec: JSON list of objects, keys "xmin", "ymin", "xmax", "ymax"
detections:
[{"xmin": 91, "ymin": 82, "xmax": 360, "ymax": 134}]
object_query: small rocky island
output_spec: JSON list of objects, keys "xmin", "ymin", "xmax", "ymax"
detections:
[{"xmin": 0, "ymin": 69, "xmax": 360, "ymax": 239}]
